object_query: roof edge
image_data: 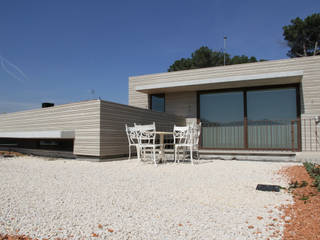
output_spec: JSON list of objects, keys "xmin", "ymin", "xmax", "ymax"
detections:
[
  {"xmin": 130, "ymin": 55, "xmax": 319, "ymax": 80},
  {"xmin": 136, "ymin": 70, "xmax": 304, "ymax": 92}
]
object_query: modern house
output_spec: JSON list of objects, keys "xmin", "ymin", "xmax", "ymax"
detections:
[
  {"xmin": 0, "ymin": 56, "xmax": 319, "ymax": 161},
  {"xmin": 129, "ymin": 56, "xmax": 320, "ymax": 159}
]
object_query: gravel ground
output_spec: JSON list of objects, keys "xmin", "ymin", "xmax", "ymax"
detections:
[{"xmin": 0, "ymin": 156, "xmax": 296, "ymax": 240}]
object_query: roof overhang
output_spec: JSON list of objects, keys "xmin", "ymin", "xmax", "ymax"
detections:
[
  {"xmin": 0, "ymin": 130, "xmax": 75, "ymax": 139},
  {"xmin": 136, "ymin": 70, "xmax": 304, "ymax": 94}
]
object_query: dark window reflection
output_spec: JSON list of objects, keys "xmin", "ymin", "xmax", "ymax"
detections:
[
  {"xmin": 150, "ymin": 94, "xmax": 165, "ymax": 112},
  {"xmin": 247, "ymin": 88, "xmax": 297, "ymax": 121},
  {"xmin": 199, "ymin": 87, "xmax": 298, "ymax": 149},
  {"xmin": 199, "ymin": 91, "xmax": 244, "ymax": 123},
  {"xmin": 199, "ymin": 91, "xmax": 244, "ymax": 148}
]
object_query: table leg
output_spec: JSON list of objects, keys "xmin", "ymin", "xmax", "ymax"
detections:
[{"xmin": 160, "ymin": 134, "xmax": 164, "ymax": 162}]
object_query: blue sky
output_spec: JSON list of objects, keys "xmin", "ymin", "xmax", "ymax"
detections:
[{"xmin": 0, "ymin": 0, "xmax": 319, "ymax": 113}]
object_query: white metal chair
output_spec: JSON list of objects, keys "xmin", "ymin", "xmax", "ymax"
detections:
[
  {"xmin": 173, "ymin": 122, "xmax": 201, "ymax": 164},
  {"xmin": 125, "ymin": 124, "xmax": 140, "ymax": 160},
  {"xmin": 173, "ymin": 125, "xmax": 190, "ymax": 163},
  {"xmin": 134, "ymin": 122, "xmax": 160, "ymax": 166},
  {"xmin": 189, "ymin": 122, "xmax": 202, "ymax": 163}
]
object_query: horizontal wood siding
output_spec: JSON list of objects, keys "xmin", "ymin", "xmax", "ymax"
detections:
[
  {"xmin": 100, "ymin": 100, "xmax": 185, "ymax": 157},
  {"xmin": 165, "ymin": 92, "xmax": 197, "ymax": 117},
  {"xmin": 129, "ymin": 56, "xmax": 320, "ymax": 152},
  {"xmin": 0, "ymin": 100, "xmax": 100, "ymax": 156},
  {"xmin": 0, "ymin": 100, "xmax": 185, "ymax": 157}
]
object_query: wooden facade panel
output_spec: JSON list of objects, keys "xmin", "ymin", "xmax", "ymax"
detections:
[
  {"xmin": 165, "ymin": 92, "xmax": 197, "ymax": 118},
  {"xmin": 0, "ymin": 100, "xmax": 101, "ymax": 156},
  {"xmin": 100, "ymin": 100, "xmax": 185, "ymax": 157},
  {"xmin": 130, "ymin": 57, "xmax": 318, "ymax": 83},
  {"xmin": 0, "ymin": 99, "xmax": 186, "ymax": 158}
]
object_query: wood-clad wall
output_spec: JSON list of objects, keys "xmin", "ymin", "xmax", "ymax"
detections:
[
  {"xmin": 0, "ymin": 100, "xmax": 185, "ymax": 158},
  {"xmin": 0, "ymin": 100, "xmax": 101, "ymax": 156},
  {"xmin": 100, "ymin": 100, "xmax": 185, "ymax": 157}
]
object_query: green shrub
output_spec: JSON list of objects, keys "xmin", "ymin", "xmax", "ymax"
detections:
[
  {"xmin": 314, "ymin": 175, "xmax": 320, "ymax": 191},
  {"xmin": 303, "ymin": 162, "xmax": 320, "ymax": 192},
  {"xmin": 304, "ymin": 162, "xmax": 316, "ymax": 177}
]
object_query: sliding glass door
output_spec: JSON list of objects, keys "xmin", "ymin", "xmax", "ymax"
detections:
[
  {"xmin": 198, "ymin": 85, "xmax": 299, "ymax": 150},
  {"xmin": 247, "ymin": 88, "xmax": 298, "ymax": 149}
]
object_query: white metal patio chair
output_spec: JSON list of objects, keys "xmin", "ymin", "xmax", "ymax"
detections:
[
  {"xmin": 173, "ymin": 125, "xmax": 190, "ymax": 163},
  {"xmin": 125, "ymin": 124, "xmax": 140, "ymax": 160},
  {"xmin": 190, "ymin": 122, "xmax": 202, "ymax": 163},
  {"xmin": 134, "ymin": 122, "xmax": 161, "ymax": 166},
  {"xmin": 173, "ymin": 122, "xmax": 201, "ymax": 164}
]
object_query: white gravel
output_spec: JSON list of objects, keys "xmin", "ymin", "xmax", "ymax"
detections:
[{"xmin": 0, "ymin": 156, "xmax": 297, "ymax": 240}]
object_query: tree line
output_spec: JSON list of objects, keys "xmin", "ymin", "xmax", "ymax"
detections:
[{"xmin": 168, "ymin": 13, "xmax": 320, "ymax": 72}]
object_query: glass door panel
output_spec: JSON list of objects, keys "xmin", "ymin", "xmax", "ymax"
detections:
[
  {"xmin": 199, "ymin": 91, "xmax": 244, "ymax": 148},
  {"xmin": 247, "ymin": 88, "xmax": 298, "ymax": 149}
]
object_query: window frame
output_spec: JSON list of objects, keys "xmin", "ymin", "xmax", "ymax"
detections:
[
  {"xmin": 196, "ymin": 83, "xmax": 301, "ymax": 151},
  {"xmin": 197, "ymin": 83, "xmax": 301, "ymax": 120},
  {"xmin": 149, "ymin": 93, "xmax": 165, "ymax": 112}
]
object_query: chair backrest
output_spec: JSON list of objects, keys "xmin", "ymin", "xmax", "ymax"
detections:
[
  {"xmin": 125, "ymin": 124, "xmax": 139, "ymax": 145},
  {"xmin": 134, "ymin": 122, "xmax": 156, "ymax": 144},
  {"xmin": 173, "ymin": 125, "xmax": 190, "ymax": 145},
  {"xmin": 189, "ymin": 122, "xmax": 202, "ymax": 146}
]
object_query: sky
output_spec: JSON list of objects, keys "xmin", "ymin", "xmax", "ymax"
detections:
[{"xmin": 0, "ymin": 0, "xmax": 319, "ymax": 113}]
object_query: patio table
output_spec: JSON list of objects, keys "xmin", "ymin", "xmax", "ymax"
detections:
[{"xmin": 155, "ymin": 131, "xmax": 173, "ymax": 162}]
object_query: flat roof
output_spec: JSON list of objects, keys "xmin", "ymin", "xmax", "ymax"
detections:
[
  {"xmin": 0, "ymin": 130, "xmax": 75, "ymax": 139},
  {"xmin": 136, "ymin": 70, "xmax": 304, "ymax": 93}
]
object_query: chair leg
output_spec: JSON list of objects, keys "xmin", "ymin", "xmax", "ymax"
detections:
[
  {"xmin": 177, "ymin": 146, "xmax": 180, "ymax": 163},
  {"xmin": 140, "ymin": 148, "xmax": 144, "ymax": 161},
  {"xmin": 136, "ymin": 146, "xmax": 140, "ymax": 160},
  {"xmin": 182, "ymin": 147, "xmax": 186, "ymax": 162},
  {"xmin": 190, "ymin": 147, "xmax": 193, "ymax": 165},
  {"xmin": 153, "ymin": 146, "xmax": 157, "ymax": 166},
  {"xmin": 128, "ymin": 146, "xmax": 131, "ymax": 160},
  {"xmin": 197, "ymin": 149, "xmax": 200, "ymax": 164},
  {"xmin": 174, "ymin": 146, "xmax": 178, "ymax": 163}
]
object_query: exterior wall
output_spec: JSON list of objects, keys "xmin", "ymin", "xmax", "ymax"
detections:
[
  {"xmin": 0, "ymin": 100, "xmax": 101, "ymax": 156},
  {"xmin": 100, "ymin": 100, "xmax": 185, "ymax": 157},
  {"xmin": 0, "ymin": 100, "xmax": 186, "ymax": 158},
  {"xmin": 165, "ymin": 92, "xmax": 197, "ymax": 118},
  {"xmin": 129, "ymin": 56, "xmax": 320, "ymax": 152}
]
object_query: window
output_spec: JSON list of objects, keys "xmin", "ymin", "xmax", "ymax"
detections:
[
  {"xmin": 198, "ymin": 85, "xmax": 300, "ymax": 150},
  {"xmin": 246, "ymin": 87, "xmax": 298, "ymax": 149},
  {"xmin": 247, "ymin": 88, "xmax": 297, "ymax": 121},
  {"xmin": 199, "ymin": 91, "xmax": 244, "ymax": 123},
  {"xmin": 199, "ymin": 91, "xmax": 244, "ymax": 148},
  {"xmin": 149, "ymin": 94, "xmax": 165, "ymax": 112}
]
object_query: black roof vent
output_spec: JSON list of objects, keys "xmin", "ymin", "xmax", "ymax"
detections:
[{"xmin": 42, "ymin": 102, "xmax": 54, "ymax": 108}]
